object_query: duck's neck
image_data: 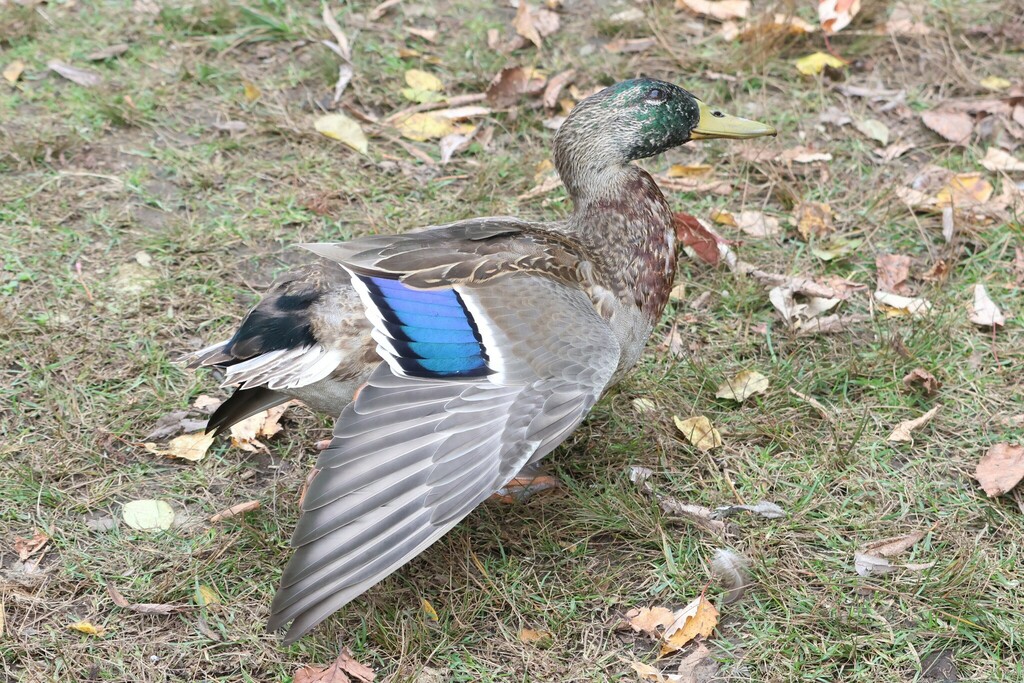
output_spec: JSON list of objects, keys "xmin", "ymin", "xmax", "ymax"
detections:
[{"xmin": 563, "ymin": 162, "xmax": 677, "ymax": 322}]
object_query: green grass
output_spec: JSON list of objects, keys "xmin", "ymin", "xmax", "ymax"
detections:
[{"xmin": 2, "ymin": 0, "xmax": 1023, "ymax": 681}]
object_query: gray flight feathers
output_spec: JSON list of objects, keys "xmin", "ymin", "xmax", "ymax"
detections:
[{"xmin": 268, "ymin": 272, "xmax": 623, "ymax": 642}]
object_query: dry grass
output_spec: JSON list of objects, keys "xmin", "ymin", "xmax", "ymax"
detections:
[{"xmin": 1, "ymin": 0, "xmax": 1022, "ymax": 681}]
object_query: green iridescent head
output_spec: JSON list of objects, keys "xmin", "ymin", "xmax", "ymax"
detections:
[{"xmin": 554, "ymin": 78, "xmax": 775, "ymax": 176}]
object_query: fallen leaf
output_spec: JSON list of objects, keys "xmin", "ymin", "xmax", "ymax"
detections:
[
  {"xmin": 603, "ymin": 37, "xmax": 657, "ymax": 53},
  {"xmin": 921, "ymin": 110, "xmax": 972, "ymax": 143},
  {"xmin": 322, "ymin": 6, "xmax": 351, "ymax": 59},
  {"xmin": 294, "ymin": 648, "xmax": 376, "ymax": 683},
  {"xmin": 401, "ymin": 68, "xmax": 444, "ymax": 103},
  {"xmin": 485, "ymin": 66, "xmax": 546, "ymax": 108},
  {"xmin": 778, "ymin": 146, "xmax": 833, "ymax": 163},
  {"xmin": 935, "ymin": 173, "xmax": 993, "ymax": 206},
  {"xmin": 975, "ymin": 443, "xmax": 1024, "ymax": 497},
  {"xmin": 69, "ymin": 620, "xmax": 105, "ymax": 636},
  {"xmin": 711, "ymin": 548, "xmax": 751, "ymax": 604},
  {"xmin": 209, "ymin": 499, "xmax": 260, "ymax": 522},
  {"xmin": 195, "ymin": 584, "xmax": 221, "ymax": 606},
  {"xmin": 421, "ymin": 598, "xmax": 438, "ymax": 622},
  {"xmin": 13, "ymin": 531, "xmax": 49, "ymax": 562},
  {"xmin": 715, "ymin": 370, "xmax": 769, "ymax": 402},
  {"xmin": 48, "ymin": 60, "xmax": 104, "ymax": 87},
  {"xmin": 542, "ymin": 69, "xmax": 574, "ymax": 109},
  {"xmin": 674, "ymin": 416, "xmax": 723, "ymax": 452},
  {"xmin": 874, "ymin": 290, "xmax": 932, "ymax": 318},
  {"xmin": 794, "ymin": 201, "xmax": 834, "ymax": 240},
  {"xmin": 980, "ymin": 75, "xmax": 1012, "ymax": 91},
  {"xmin": 625, "ymin": 607, "xmax": 678, "ymax": 637},
  {"xmin": 122, "ymin": 499, "xmax": 175, "ymax": 531},
  {"xmin": 439, "ymin": 130, "xmax": 474, "ymax": 164},
  {"xmin": 818, "ymin": 0, "xmax": 861, "ymax": 33},
  {"xmin": 903, "ymin": 368, "xmax": 941, "ymax": 395},
  {"xmin": 513, "ymin": 2, "xmax": 559, "ymax": 47},
  {"xmin": 242, "ymin": 80, "xmax": 260, "ymax": 102},
  {"xmin": 406, "ymin": 26, "xmax": 437, "ymax": 42},
  {"xmin": 795, "ymin": 52, "xmax": 846, "ymax": 76},
  {"xmin": 368, "ymin": 0, "xmax": 402, "ymax": 21},
  {"xmin": 673, "ymin": 213, "xmax": 730, "ymax": 266},
  {"xmin": 86, "ymin": 43, "xmax": 130, "ymax": 61},
  {"xmin": 315, "ymin": 113, "xmax": 369, "ymax": 154},
  {"xmin": 229, "ymin": 403, "xmax": 291, "ymax": 452},
  {"xmin": 676, "ymin": 643, "xmax": 716, "ymax": 682},
  {"xmin": 713, "ymin": 209, "xmax": 779, "ymax": 238},
  {"xmin": 3, "ymin": 60, "xmax": 25, "ymax": 84},
  {"xmin": 854, "ymin": 551, "xmax": 934, "ymax": 577},
  {"xmin": 969, "ymin": 283, "xmax": 1006, "ymax": 327},
  {"xmin": 629, "ymin": 659, "xmax": 683, "ymax": 683},
  {"xmin": 658, "ymin": 498, "xmax": 731, "ymax": 535},
  {"xmin": 394, "ymin": 112, "xmax": 461, "ymax": 141},
  {"xmin": 980, "ymin": 147, "xmax": 1024, "ymax": 172},
  {"xmin": 107, "ymin": 584, "xmax": 187, "ymax": 615},
  {"xmin": 811, "ymin": 235, "xmax": 862, "ymax": 261},
  {"xmin": 887, "ymin": 404, "xmax": 942, "ymax": 443},
  {"xmin": 885, "ymin": 2, "xmax": 930, "ymax": 35},
  {"xmin": 661, "ymin": 595, "xmax": 719, "ymax": 656},
  {"xmin": 676, "ymin": 0, "xmax": 750, "ymax": 21},
  {"xmin": 713, "ymin": 501, "xmax": 786, "ymax": 519},
  {"xmin": 862, "ymin": 531, "xmax": 927, "ymax": 557},
  {"xmin": 875, "ymin": 253, "xmax": 912, "ymax": 295},
  {"xmin": 519, "ymin": 627, "xmax": 553, "ymax": 644},
  {"xmin": 144, "ymin": 431, "xmax": 215, "ymax": 462},
  {"xmin": 854, "ymin": 118, "xmax": 890, "ymax": 145}
]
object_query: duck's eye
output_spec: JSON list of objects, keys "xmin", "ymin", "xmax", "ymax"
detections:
[
  {"xmin": 645, "ymin": 87, "xmax": 667, "ymax": 103},
  {"xmin": 712, "ymin": 110, "xmax": 725, "ymax": 118}
]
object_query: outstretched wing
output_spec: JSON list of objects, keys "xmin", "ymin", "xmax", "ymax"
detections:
[{"xmin": 268, "ymin": 273, "xmax": 621, "ymax": 642}]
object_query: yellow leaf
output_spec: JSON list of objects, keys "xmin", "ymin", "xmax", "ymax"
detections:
[
  {"xmin": 69, "ymin": 620, "xmax": 105, "ymax": 636},
  {"xmin": 667, "ymin": 163, "xmax": 713, "ymax": 177},
  {"xmin": 795, "ymin": 52, "xmax": 846, "ymax": 76},
  {"xmin": 122, "ymin": 499, "xmax": 175, "ymax": 531},
  {"xmin": 935, "ymin": 172, "xmax": 993, "ymax": 206},
  {"xmin": 794, "ymin": 201, "xmax": 834, "ymax": 240},
  {"xmin": 421, "ymin": 598, "xmax": 438, "ymax": 622},
  {"xmin": 519, "ymin": 627, "xmax": 553, "ymax": 644},
  {"xmin": 715, "ymin": 370, "xmax": 769, "ymax": 402},
  {"xmin": 404, "ymin": 68, "xmax": 442, "ymax": 92},
  {"xmin": 242, "ymin": 80, "xmax": 261, "ymax": 102},
  {"xmin": 873, "ymin": 291, "xmax": 932, "ymax": 318},
  {"xmin": 980, "ymin": 76, "xmax": 1011, "ymax": 91},
  {"xmin": 314, "ymin": 113, "xmax": 369, "ymax": 154},
  {"xmin": 395, "ymin": 112, "xmax": 455, "ymax": 141},
  {"xmin": 195, "ymin": 585, "xmax": 221, "ymax": 606},
  {"xmin": 673, "ymin": 416, "xmax": 722, "ymax": 451},
  {"xmin": 660, "ymin": 595, "xmax": 719, "ymax": 656},
  {"xmin": 3, "ymin": 60, "xmax": 25, "ymax": 85},
  {"xmin": 144, "ymin": 431, "xmax": 215, "ymax": 462}
]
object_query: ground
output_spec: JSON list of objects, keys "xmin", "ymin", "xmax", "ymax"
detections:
[{"xmin": 1, "ymin": 0, "xmax": 1023, "ymax": 681}]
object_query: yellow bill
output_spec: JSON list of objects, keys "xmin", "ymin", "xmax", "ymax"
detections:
[{"xmin": 691, "ymin": 101, "xmax": 776, "ymax": 139}]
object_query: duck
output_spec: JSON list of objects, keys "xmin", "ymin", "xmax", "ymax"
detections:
[{"xmin": 183, "ymin": 78, "xmax": 775, "ymax": 642}]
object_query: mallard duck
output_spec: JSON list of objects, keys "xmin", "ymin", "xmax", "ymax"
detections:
[{"xmin": 185, "ymin": 78, "xmax": 775, "ymax": 642}]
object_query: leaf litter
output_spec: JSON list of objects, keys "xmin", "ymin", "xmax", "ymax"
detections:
[
  {"xmin": 293, "ymin": 648, "xmax": 375, "ymax": 683},
  {"xmin": 714, "ymin": 370, "xmax": 769, "ymax": 402},
  {"xmin": 854, "ymin": 529, "xmax": 934, "ymax": 577},
  {"xmin": 887, "ymin": 404, "xmax": 942, "ymax": 443},
  {"xmin": 975, "ymin": 444, "xmax": 1024, "ymax": 497}
]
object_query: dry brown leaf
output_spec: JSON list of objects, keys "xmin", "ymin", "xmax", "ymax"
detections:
[
  {"xmin": 513, "ymin": 1, "xmax": 542, "ymax": 48},
  {"xmin": 485, "ymin": 66, "xmax": 546, "ymax": 108},
  {"xmin": 794, "ymin": 201, "xmax": 834, "ymax": 240},
  {"xmin": 887, "ymin": 404, "xmax": 942, "ymax": 443},
  {"xmin": 144, "ymin": 431, "xmax": 215, "ymax": 462},
  {"xmin": 3, "ymin": 60, "xmax": 26, "ymax": 84},
  {"xmin": 629, "ymin": 660, "xmax": 684, "ymax": 683},
  {"xmin": 661, "ymin": 595, "xmax": 719, "ymax": 656},
  {"xmin": 975, "ymin": 443, "xmax": 1024, "ymax": 497},
  {"xmin": 676, "ymin": 0, "xmax": 750, "ymax": 21},
  {"xmin": 48, "ymin": 60, "xmax": 103, "ymax": 87},
  {"xmin": 980, "ymin": 147, "xmax": 1024, "ymax": 172},
  {"xmin": 921, "ymin": 110, "xmax": 972, "ymax": 143},
  {"xmin": 674, "ymin": 213, "xmax": 731, "ymax": 266},
  {"xmin": 715, "ymin": 370, "xmax": 769, "ymax": 402},
  {"xmin": 294, "ymin": 648, "xmax": 375, "ymax": 683},
  {"xmin": 714, "ymin": 209, "xmax": 779, "ymax": 238},
  {"xmin": 13, "ymin": 531, "xmax": 49, "ymax": 562},
  {"xmin": 862, "ymin": 531, "xmax": 927, "ymax": 558},
  {"xmin": 625, "ymin": 606, "xmax": 678, "ymax": 636},
  {"xmin": 229, "ymin": 403, "xmax": 292, "ymax": 452},
  {"xmin": 542, "ymin": 69, "xmax": 575, "ymax": 109},
  {"xmin": 107, "ymin": 583, "xmax": 187, "ymax": 615},
  {"xmin": 519, "ymin": 627, "xmax": 553, "ymax": 644},
  {"xmin": 603, "ymin": 37, "xmax": 657, "ymax": 53},
  {"xmin": 969, "ymin": 283, "xmax": 1006, "ymax": 327},
  {"xmin": 69, "ymin": 620, "xmax": 105, "ymax": 636},
  {"xmin": 674, "ymin": 415, "xmax": 722, "ymax": 451},
  {"xmin": 209, "ymin": 500, "xmax": 261, "ymax": 523},
  {"xmin": 406, "ymin": 26, "xmax": 437, "ymax": 42},
  {"xmin": 903, "ymin": 368, "xmax": 941, "ymax": 395},
  {"xmin": 875, "ymin": 253, "xmax": 912, "ymax": 295}
]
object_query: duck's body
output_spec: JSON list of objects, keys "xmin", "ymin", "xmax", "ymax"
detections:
[{"xmin": 184, "ymin": 79, "xmax": 774, "ymax": 642}]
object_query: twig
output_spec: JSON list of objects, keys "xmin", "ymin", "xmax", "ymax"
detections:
[
  {"xmin": 788, "ymin": 387, "xmax": 836, "ymax": 424},
  {"xmin": 74, "ymin": 261, "xmax": 94, "ymax": 302}
]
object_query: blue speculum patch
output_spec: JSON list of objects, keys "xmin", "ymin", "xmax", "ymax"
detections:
[{"xmin": 364, "ymin": 276, "xmax": 490, "ymax": 378}]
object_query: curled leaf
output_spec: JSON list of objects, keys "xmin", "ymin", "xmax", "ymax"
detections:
[{"xmin": 673, "ymin": 415, "xmax": 723, "ymax": 452}]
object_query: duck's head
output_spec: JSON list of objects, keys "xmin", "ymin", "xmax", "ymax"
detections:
[{"xmin": 553, "ymin": 78, "xmax": 776, "ymax": 196}]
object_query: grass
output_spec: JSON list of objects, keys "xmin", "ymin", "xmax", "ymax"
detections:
[{"xmin": 2, "ymin": 0, "xmax": 1023, "ymax": 681}]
